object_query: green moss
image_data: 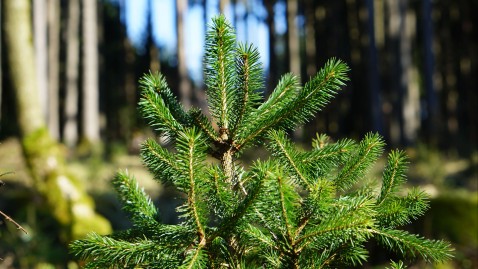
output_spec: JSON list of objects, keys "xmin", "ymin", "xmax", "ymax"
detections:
[
  {"xmin": 20, "ymin": 127, "xmax": 112, "ymax": 241},
  {"xmin": 426, "ymin": 191, "xmax": 478, "ymax": 247},
  {"xmin": 44, "ymin": 172, "xmax": 73, "ymax": 225},
  {"xmin": 44, "ymin": 171, "xmax": 112, "ymax": 240},
  {"xmin": 22, "ymin": 128, "xmax": 64, "ymax": 185},
  {"xmin": 71, "ymin": 210, "xmax": 112, "ymax": 239},
  {"xmin": 22, "ymin": 128, "xmax": 61, "ymax": 160}
]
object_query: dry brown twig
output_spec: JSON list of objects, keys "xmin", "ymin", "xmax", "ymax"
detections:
[
  {"xmin": 0, "ymin": 173, "xmax": 28, "ymax": 234},
  {"xmin": 0, "ymin": 210, "xmax": 28, "ymax": 234}
]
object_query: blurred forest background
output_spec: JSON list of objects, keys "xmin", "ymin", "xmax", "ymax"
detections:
[{"xmin": 0, "ymin": 0, "xmax": 477, "ymax": 268}]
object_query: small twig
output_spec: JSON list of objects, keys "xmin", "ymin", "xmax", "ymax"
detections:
[
  {"xmin": 1, "ymin": 171, "xmax": 14, "ymax": 189},
  {"xmin": 0, "ymin": 171, "xmax": 14, "ymax": 179},
  {"xmin": 0, "ymin": 210, "xmax": 28, "ymax": 234},
  {"xmin": 1, "ymin": 172, "xmax": 28, "ymax": 234}
]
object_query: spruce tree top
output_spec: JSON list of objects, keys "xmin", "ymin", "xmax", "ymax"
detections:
[{"xmin": 71, "ymin": 16, "xmax": 453, "ymax": 268}]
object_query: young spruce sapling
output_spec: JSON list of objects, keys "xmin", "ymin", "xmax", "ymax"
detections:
[{"xmin": 71, "ymin": 16, "xmax": 453, "ymax": 268}]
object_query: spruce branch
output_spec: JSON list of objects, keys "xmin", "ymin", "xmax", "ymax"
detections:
[
  {"xmin": 243, "ymin": 224, "xmax": 279, "ymax": 252},
  {"xmin": 231, "ymin": 43, "xmax": 264, "ymax": 135},
  {"xmin": 236, "ymin": 59, "xmax": 349, "ymax": 150},
  {"xmin": 213, "ymin": 161, "xmax": 268, "ymax": 240},
  {"xmin": 181, "ymin": 246, "xmax": 207, "ymax": 269},
  {"xmin": 370, "ymin": 228, "xmax": 454, "ymax": 263},
  {"xmin": 297, "ymin": 196, "xmax": 376, "ymax": 250},
  {"xmin": 333, "ymin": 245, "xmax": 370, "ymax": 267},
  {"xmin": 308, "ymin": 243, "xmax": 369, "ymax": 267},
  {"xmin": 112, "ymin": 171, "xmax": 159, "ymax": 227},
  {"xmin": 205, "ymin": 165, "xmax": 233, "ymax": 219},
  {"xmin": 335, "ymin": 132, "xmax": 385, "ymax": 191},
  {"xmin": 140, "ymin": 72, "xmax": 190, "ymax": 126},
  {"xmin": 378, "ymin": 150, "xmax": 409, "ymax": 204},
  {"xmin": 141, "ymin": 138, "xmax": 181, "ymax": 186},
  {"xmin": 267, "ymin": 129, "xmax": 313, "ymax": 189},
  {"xmin": 189, "ymin": 108, "xmax": 219, "ymax": 143},
  {"xmin": 175, "ymin": 128, "xmax": 209, "ymax": 234},
  {"xmin": 257, "ymin": 73, "xmax": 300, "ymax": 115},
  {"xmin": 138, "ymin": 72, "xmax": 189, "ymax": 140},
  {"xmin": 377, "ymin": 188, "xmax": 430, "ymax": 228},
  {"xmin": 303, "ymin": 136, "xmax": 356, "ymax": 177},
  {"xmin": 387, "ymin": 260, "xmax": 406, "ymax": 269},
  {"xmin": 402, "ymin": 188, "xmax": 430, "ymax": 221},
  {"xmin": 276, "ymin": 172, "xmax": 301, "ymax": 244},
  {"xmin": 236, "ymin": 73, "xmax": 300, "ymax": 148},
  {"xmin": 108, "ymin": 224, "xmax": 194, "ymax": 246},
  {"xmin": 205, "ymin": 15, "xmax": 237, "ymax": 130},
  {"xmin": 70, "ymin": 233, "xmax": 181, "ymax": 268},
  {"xmin": 296, "ymin": 178, "xmax": 336, "ymax": 236},
  {"xmin": 288, "ymin": 58, "xmax": 349, "ymax": 126}
]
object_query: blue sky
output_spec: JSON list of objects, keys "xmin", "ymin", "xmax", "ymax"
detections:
[{"xmin": 122, "ymin": 0, "xmax": 275, "ymax": 83}]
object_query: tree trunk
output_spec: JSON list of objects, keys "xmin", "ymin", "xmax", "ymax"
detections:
[
  {"xmin": 82, "ymin": 0, "xmax": 100, "ymax": 142},
  {"xmin": 33, "ymin": 0, "xmax": 48, "ymax": 121},
  {"xmin": 385, "ymin": 0, "xmax": 403, "ymax": 145},
  {"xmin": 4, "ymin": 0, "xmax": 111, "ymax": 241},
  {"xmin": 231, "ymin": 0, "xmax": 238, "ymax": 27},
  {"xmin": 47, "ymin": 0, "xmax": 60, "ymax": 140},
  {"xmin": 366, "ymin": 0, "xmax": 383, "ymax": 134},
  {"xmin": 304, "ymin": 0, "xmax": 316, "ymax": 77},
  {"xmin": 286, "ymin": 0, "xmax": 302, "ymax": 139},
  {"xmin": 176, "ymin": 0, "xmax": 192, "ymax": 108},
  {"xmin": 421, "ymin": 0, "xmax": 437, "ymax": 143},
  {"xmin": 149, "ymin": 44, "xmax": 161, "ymax": 74},
  {"xmin": 219, "ymin": 0, "xmax": 230, "ymax": 14},
  {"xmin": 6, "ymin": 1, "xmax": 43, "ymax": 135},
  {"xmin": 286, "ymin": 0, "xmax": 301, "ymax": 77},
  {"xmin": 64, "ymin": 0, "xmax": 80, "ymax": 147},
  {"xmin": 386, "ymin": 0, "xmax": 420, "ymax": 145},
  {"xmin": 147, "ymin": 0, "xmax": 160, "ymax": 73},
  {"xmin": 244, "ymin": 0, "xmax": 250, "ymax": 41},
  {"xmin": 400, "ymin": 5, "xmax": 420, "ymax": 145},
  {"xmin": 265, "ymin": 0, "xmax": 277, "ymax": 94}
]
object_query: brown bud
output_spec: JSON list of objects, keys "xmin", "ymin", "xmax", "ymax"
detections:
[{"xmin": 219, "ymin": 127, "xmax": 229, "ymax": 142}]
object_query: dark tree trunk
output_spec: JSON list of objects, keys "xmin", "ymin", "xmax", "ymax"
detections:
[
  {"xmin": 421, "ymin": 0, "xmax": 437, "ymax": 144},
  {"xmin": 265, "ymin": 0, "xmax": 277, "ymax": 94},
  {"xmin": 366, "ymin": 0, "xmax": 383, "ymax": 134},
  {"xmin": 304, "ymin": 0, "xmax": 316, "ymax": 78}
]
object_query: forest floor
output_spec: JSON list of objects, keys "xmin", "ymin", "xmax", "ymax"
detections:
[{"xmin": 0, "ymin": 137, "xmax": 159, "ymax": 196}]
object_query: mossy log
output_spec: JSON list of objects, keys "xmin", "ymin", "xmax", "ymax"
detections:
[{"xmin": 22, "ymin": 128, "xmax": 111, "ymax": 240}]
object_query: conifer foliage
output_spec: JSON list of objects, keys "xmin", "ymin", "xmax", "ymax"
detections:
[{"xmin": 70, "ymin": 16, "xmax": 453, "ymax": 268}]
